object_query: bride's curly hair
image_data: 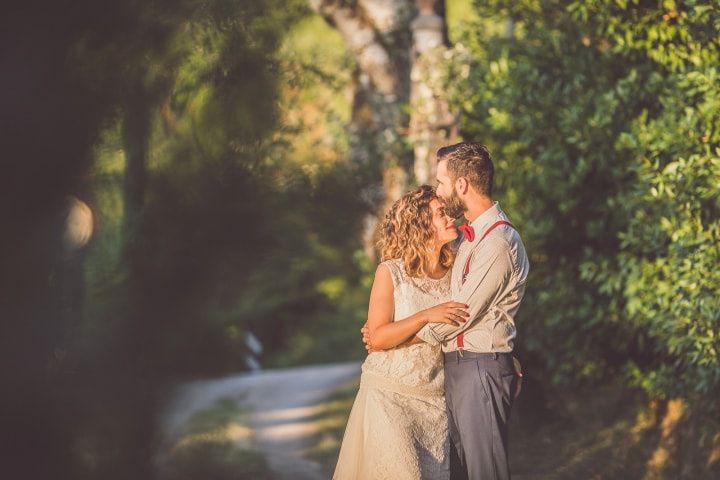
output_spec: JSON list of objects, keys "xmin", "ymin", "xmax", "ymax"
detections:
[{"xmin": 378, "ymin": 185, "xmax": 456, "ymax": 278}]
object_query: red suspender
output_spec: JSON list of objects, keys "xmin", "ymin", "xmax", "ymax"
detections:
[{"xmin": 457, "ymin": 220, "xmax": 515, "ymax": 350}]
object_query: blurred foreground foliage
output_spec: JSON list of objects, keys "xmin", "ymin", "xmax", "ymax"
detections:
[{"xmin": 2, "ymin": 1, "xmax": 368, "ymax": 478}]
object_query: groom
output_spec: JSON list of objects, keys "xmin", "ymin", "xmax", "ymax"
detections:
[{"xmin": 364, "ymin": 142, "xmax": 529, "ymax": 480}]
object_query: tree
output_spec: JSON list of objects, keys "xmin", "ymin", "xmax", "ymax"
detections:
[
  {"xmin": 310, "ymin": 0, "xmax": 457, "ymax": 257},
  {"xmin": 437, "ymin": 0, "xmax": 719, "ymax": 474}
]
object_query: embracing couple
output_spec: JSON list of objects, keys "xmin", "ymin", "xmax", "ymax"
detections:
[{"xmin": 334, "ymin": 142, "xmax": 529, "ymax": 480}]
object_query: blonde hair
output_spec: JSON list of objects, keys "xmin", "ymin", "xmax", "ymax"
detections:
[{"xmin": 378, "ymin": 185, "xmax": 456, "ymax": 278}]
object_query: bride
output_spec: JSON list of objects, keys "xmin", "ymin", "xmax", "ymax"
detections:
[{"xmin": 333, "ymin": 185, "xmax": 469, "ymax": 480}]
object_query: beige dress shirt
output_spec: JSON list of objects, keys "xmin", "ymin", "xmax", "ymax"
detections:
[{"xmin": 416, "ymin": 202, "xmax": 529, "ymax": 353}]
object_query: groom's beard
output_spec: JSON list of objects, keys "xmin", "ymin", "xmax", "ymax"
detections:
[{"xmin": 443, "ymin": 189, "xmax": 467, "ymax": 219}]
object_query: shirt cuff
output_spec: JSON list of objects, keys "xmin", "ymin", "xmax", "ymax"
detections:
[{"xmin": 416, "ymin": 324, "xmax": 441, "ymax": 346}]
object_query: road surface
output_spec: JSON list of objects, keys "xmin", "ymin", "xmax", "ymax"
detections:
[{"xmin": 161, "ymin": 362, "xmax": 362, "ymax": 479}]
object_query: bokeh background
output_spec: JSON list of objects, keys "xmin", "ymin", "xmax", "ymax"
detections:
[{"xmin": 1, "ymin": 1, "xmax": 718, "ymax": 479}]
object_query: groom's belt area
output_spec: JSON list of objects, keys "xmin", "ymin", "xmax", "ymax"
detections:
[{"xmin": 443, "ymin": 351, "xmax": 513, "ymax": 363}]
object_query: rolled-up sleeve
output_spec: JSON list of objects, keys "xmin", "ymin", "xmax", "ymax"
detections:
[
  {"xmin": 416, "ymin": 323, "xmax": 441, "ymax": 345},
  {"xmin": 417, "ymin": 240, "xmax": 514, "ymax": 343}
]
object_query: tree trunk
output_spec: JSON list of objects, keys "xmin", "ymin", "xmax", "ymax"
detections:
[
  {"xmin": 309, "ymin": 0, "xmax": 416, "ymax": 259},
  {"xmin": 310, "ymin": 0, "xmax": 461, "ymax": 258},
  {"xmin": 121, "ymin": 81, "xmax": 151, "ymax": 239},
  {"xmin": 410, "ymin": 0, "xmax": 458, "ymax": 185},
  {"xmin": 120, "ymin": 80, "xmax": 159, "ymax": 480}
]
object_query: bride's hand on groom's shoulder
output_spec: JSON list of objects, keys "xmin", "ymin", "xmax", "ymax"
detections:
[{"xmin": 423, "ymin": 302, "xmax": 470, "ymax": 326}]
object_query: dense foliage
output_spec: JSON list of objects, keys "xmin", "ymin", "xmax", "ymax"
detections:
[
  {"xmin": 440, "ymin": 0, "xmax": 719, "ymax": 413},
  {"xmin": 85, "ymin": 8, "xmax": 368, "ymax": 376}
]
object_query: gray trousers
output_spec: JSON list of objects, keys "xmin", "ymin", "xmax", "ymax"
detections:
[{"xmin": 444, "ymin": 351, "xmax": 518, "ymax": 480}]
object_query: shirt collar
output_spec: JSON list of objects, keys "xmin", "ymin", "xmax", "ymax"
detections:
[{"xmin": 469, "ymin": 201, "xmax": 502, "ymax": 235}]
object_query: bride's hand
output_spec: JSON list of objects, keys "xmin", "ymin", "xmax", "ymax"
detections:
[
  {"xmin": 361, "ymin": 323, "xmax": 382, "ymax": 353},
  {"xmin": 423, "ymin": 302, "xmax": 470, "ymax": 326}
]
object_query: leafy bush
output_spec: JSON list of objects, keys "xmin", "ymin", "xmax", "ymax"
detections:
[{"xmin": 438, "ymin": 0, "xmax": 719, "ymax": 413}]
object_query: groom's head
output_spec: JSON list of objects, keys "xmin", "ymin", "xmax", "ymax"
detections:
[{"xmin": 435, "ymin": 142, "xmax": 494, "ymax": 219}]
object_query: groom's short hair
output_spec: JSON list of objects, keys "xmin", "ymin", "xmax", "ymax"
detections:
[{"xmin": 437, "ymin": 142, "xmax": 494, "ymax": 197}]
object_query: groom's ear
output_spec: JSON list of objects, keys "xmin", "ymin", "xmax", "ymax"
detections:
[{"xmin": 456, "ymin": 177, "xmax": 469, "ymax": 194}]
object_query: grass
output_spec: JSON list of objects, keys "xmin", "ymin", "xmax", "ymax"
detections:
[
  {"xmin": 509, "ymin": 385, "xmax": 656, "ymax": 479},
  {"xmin": 156, "ymin": 398, "xmax": 273, "ymax": 480},
  {"xmin": 303, "ymin": 380, "xmax": 360, "ymax": 476}
]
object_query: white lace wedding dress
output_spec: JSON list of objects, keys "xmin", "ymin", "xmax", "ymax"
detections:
[{"xmin": 333, "ymin": 259, "xmax": 451, "ymax": 480}]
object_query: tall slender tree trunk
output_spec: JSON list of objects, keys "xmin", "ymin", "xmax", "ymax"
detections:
[
  {"xmin": 309, "ymin": 0, "xmax": 416, "ymax": 259},
  {"xmin": 410, "ymin": 0, "xmax": 458, "ymax": 185},
  {"xmin": 122, "ymin": 81, "xmax": 150, "ymax": 239},
  {"xmin": 310, "ymin": 0, "xmax": 460, "ymax": 258},
  {"xmin": 119, "ymin": 81, "xmax": 158, "ymax": 480}
]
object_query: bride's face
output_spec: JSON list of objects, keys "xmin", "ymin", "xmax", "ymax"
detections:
[{"xmin": 430, "ymin": 198, "xmax": 458, "ymax": 246}]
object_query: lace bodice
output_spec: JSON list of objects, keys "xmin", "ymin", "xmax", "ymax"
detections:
[
  {"xmin": 335, "ymin": 259, "xmax": 452, "ymax": 479},
  {"xmin": 361, "ymin": 259, "xmax": 452, "ymax": 390},
  {"xmin": 383, "ymin": 258, "xmax": 452, "ymax": 319}
]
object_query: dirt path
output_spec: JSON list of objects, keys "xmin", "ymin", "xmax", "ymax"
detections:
[{"xmin": 161, "ymin": 362, "xmax": 361, "ymax": 480}]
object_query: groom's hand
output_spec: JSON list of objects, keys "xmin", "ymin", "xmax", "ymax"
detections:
[
  {"xmin": 513, "ymin": 355, "xmax": 523, "ymax": 399},
  {"xmin": 361, "ymin": 323, "xmax": 381, "ymax": 353}
]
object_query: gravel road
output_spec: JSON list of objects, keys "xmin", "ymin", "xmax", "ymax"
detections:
[{"xmin": 161, "ymin": 362, "xmax": 362, "ymax": 479}]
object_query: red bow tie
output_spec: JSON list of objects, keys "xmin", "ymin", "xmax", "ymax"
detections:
[{"xmin": 458, "ymin": 224, "xmax": 475, "ymax": 242}]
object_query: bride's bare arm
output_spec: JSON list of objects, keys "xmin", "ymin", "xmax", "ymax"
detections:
[
  {"xmin": 365, "ymin": 265, "xmax": 469, "ymax": 351},
  {"xmin": 364, "ymin": 265, "xmax": 425, "ymax": 350}
]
